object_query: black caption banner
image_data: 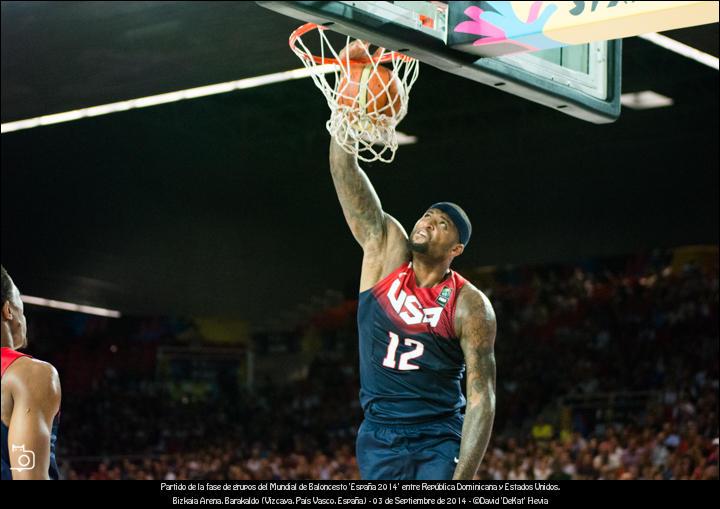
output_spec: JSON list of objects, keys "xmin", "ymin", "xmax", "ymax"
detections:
[
  {"xmin": 160, "ymin": 481, "xmax": 563, "ymax": 506},
  {"xmin": 5, "ymin": 479, "xmax": 710, "ymax": 507}
]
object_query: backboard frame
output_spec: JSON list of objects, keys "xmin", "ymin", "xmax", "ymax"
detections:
[{"xmin": 258, "ymin": 1, "xmax": 622, "ymax": 124}]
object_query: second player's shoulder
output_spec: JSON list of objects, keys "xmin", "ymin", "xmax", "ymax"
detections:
[{"xmin": 4, "ymin": 355, "xmax": 61, "ymax": 401}]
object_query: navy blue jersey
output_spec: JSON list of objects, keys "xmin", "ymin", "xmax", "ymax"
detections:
[
  {"xmin": 358, "ymin": 262, "xmax": 467, "ymax": 424},
  {"xmin": 1, "ymin": 348, "xmax": 60, "ymax": 480}
]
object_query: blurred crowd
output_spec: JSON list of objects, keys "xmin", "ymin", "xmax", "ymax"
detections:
[
  {"xmin": 479, "ymin": 371, "xmax": 718, "ymax": 480},
  {"xmin": 65, "ymin": 446, "xmax": 361, "ymax": 481},
  {"xmin": 29, "ymin": 249, "xmax": 717, "ymax": 480}
]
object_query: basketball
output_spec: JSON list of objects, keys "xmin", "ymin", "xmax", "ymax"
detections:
[{"xmin": 336, "ymin": 64, "xmax": 402, "ymax": 120}]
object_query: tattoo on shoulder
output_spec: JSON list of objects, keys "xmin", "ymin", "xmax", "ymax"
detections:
[{"xmin": 458, "ymin": 286, "xmax": 497, "ymax": 350}]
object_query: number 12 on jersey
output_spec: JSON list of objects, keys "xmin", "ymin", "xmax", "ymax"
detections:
[{"xmin": 382, "ymin": 331, "xmax": 424, "ymax": 371}]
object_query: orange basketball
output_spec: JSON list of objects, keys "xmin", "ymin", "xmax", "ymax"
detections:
[{"xmin": 336, "ymin": 64, "xmax": 402, "ymax": 120}]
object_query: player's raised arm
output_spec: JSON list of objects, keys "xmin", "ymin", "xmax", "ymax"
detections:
[
  {"xmin": 453, "ymin": 286, "xmax": 497, "ymax": 480},
  {"xmin": 328, "ymin": 40, "xmax": 396, "ymax": 251},
  {"xmin": 329, "ymin": 138, "xmax": 388, "ymax": 249},
  {"xmin": 329, "ymin": 118, "xmax": 411, "ymax": 295},
  {"xmin": 327, "ymin": 41, "xmax": 410, "ymax": 292}
]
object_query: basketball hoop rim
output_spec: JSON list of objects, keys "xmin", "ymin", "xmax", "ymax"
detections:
[{"xmin": 289, "ymin": 23, "xmax": 414, "ymax": 66}]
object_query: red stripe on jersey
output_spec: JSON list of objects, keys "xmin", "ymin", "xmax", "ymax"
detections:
[{"xmin": 1, "ymin": 347, "xmax": 32, "ymax": 378}]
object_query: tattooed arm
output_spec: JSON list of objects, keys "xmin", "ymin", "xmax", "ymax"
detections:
[
  {"xmin": 453, "ymin": 284, "xmax": 497, "ymax": 480},
  {"xmin": 329, "ymin": 139, "xmax": 408, "ymax": 291},
  {"xmin": 329, "ymin": 138, "xmax": 386, "ymax": 248}
]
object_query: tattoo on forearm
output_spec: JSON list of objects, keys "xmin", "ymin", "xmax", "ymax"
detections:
[
  {"xmin": 330, "ymin": 140, "xmax": 385, "ymax": 243},
  {"xmin": 454, "ymin": 292, "xmax": 497, "ymax": 480},
  {"xmin": 455, "ymin": 350, "xmax": 496, "ymax": 479}
]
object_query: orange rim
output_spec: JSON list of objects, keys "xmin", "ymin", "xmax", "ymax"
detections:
[{"xmin": 289, "ymin": 23, "xmax": 414, "ymax": 65}]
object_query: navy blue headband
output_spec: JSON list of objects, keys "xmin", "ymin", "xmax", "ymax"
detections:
[{"xmin": 429, "ymin": 202, "xmax": 472, "ymax": 246}]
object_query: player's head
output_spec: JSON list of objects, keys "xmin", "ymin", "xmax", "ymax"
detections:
[
  {"xmin": 1, "ymin": 265, "xmax": 27, "ymax": 350},
  {"xmin": 408, "ymin": 202, "xmax": 471, "ymax": 263}
]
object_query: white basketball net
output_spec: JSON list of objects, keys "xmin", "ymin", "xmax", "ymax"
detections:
[{"xmin": 290, "ymin": 24, "xmax": 420, "ymax": 163}]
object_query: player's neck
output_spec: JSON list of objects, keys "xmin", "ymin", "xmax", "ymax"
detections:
[
  {"xmin": 411, "ymin": 255, "xmax": 451, "ymax": 288},
  {"xmin": 0, "ymin": 328, "xmax": 13, "ymax": 349}
]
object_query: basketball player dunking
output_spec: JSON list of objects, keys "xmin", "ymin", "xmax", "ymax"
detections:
[
  {"xmin": 328, "ymin": 46, "xmax": 497, "ymax": 479},
  {"xmin": 1, "ymin": 266, "xmax": 61, "ymax": 480}
]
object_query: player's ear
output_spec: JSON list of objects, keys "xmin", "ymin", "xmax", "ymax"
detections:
[
  {"xmin": 2, "ymin": 300, "xmax": 12, "ymax": 320},
  {"xmin": 451, "ymin": 244, "xmax": 464, "ymax": 258}
]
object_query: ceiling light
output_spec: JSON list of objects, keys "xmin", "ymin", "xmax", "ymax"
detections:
[
  {"xmin": 639, "ymin": 32, "xmax": 719, "ymax": 70},
  {"xmin": 621, "ymin": 90, "xmax": 674, "ymax": 110},
  {"xmin": 1, "ymin": 64, "xmax": 338, "ymax": 134},
  {"xmin": 21, "ymin": 295, "xmax": 122, "ymax": 318},
  {"xmin": 396, "ymin": 131, "xmax": 418, "ymax": 145}
]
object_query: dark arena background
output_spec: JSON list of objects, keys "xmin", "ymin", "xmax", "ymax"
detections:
[{"xmin": 1, "ymin": 1, "xmax": 718, "ymax": 483}]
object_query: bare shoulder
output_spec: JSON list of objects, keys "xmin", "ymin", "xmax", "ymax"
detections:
[
  {"xmin": 361, "ymin": 212, "xmax": 407, "ymax": 255},
  {"xmin": 359, "ymin": 212, "xmax": 410, "ymax": 291},
  {"xmin": 382, "ymin": 213, "xmax": 410, "ymax": 262},
  {"xmin": 6, "ymin": 357, "xmax": 61, "ymax": 402},
  {"xmin": 455, "ymin": 281, "xmax": 497, "ymax": 346},
  {"xmin": 456, "ymin": 281, "xmax": 494, "ymax": 318}
]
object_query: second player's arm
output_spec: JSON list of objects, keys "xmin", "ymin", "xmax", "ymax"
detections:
[
  {"xmin": 453, "ymin": 287, "xmax": 497, "ymax": 480},
  {"xmin": 7, "ymin": 359, "xmax": 61, "ymax": 480}
]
